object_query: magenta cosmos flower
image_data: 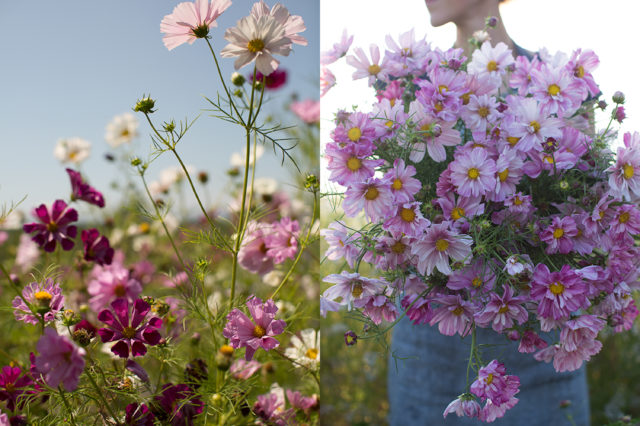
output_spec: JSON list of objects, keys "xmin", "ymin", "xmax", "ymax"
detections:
[
  {"xmin": 97, "ymin": 298, "xmax": 163, "ymax": 358},
  {"xmin": 223, "ymin": 296, "xmax": 286, "ymax": 361},
  {"xmin": 160, "ymin": 0, "xmax": 232, "ymax": 50},
  {"xmin": 474, "ymin": 286, "xmax": 528, "ymax": 333},
  {"xmin": 87, "ymin": 262, "xmax": 142, "ymax": 312},
  {"xmin": 35, "ymin": 328, "xmax": 86, "ymax": 391},
  {"xmin": 154, "ymin": 383, "xmax": 203, "ymax": 426},
  {"xmin": 530, "ymin": 264, "xmax": 589, "ymax": 320},
  {"xmin": 13, "ymin": 279, "xmax": 64, "ymax": 325},
  {"xmin": 538, "ymin": 216, "xmax": 578, "ymax": 254},
  {"xmin": 411, "ymin": 222, "xmax": 473, "ymax": 276},
  {"xmin": 66, "ymin": 169, "xmax": 105, "ymax": 208},
  {"xmin": 81, "ymin": 228, "xmax": 114, "ymax": 266},
  {"xmin": 0, "ymin": 366, "xmax": 35, "ymax": 411},
  {"xmin": 23, "ymin": 199, "xmax": 78, "ymax": 252}
]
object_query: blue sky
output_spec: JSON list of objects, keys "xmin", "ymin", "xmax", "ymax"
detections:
[{"xmin": 0, "ymin": 0, "xmax": 319, "ymax": 218}]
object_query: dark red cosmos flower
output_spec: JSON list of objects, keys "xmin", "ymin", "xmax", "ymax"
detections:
[
  {"xmin": 97, "ymin": 298, "xmax": 162, "ymax": 358},
  {"xmin": 0, "ymin": 366, "xmax": 35, "ymax": 411},
  {"xmin": 81, "ymin": 228, "xmax": 114, "ymax": 265},
  {"xmin": 23, "ymin": 199, "xmax": 78, "ymax": 252},
  {"xmin": 125, "ymin": 403, "xmax": 155, "ymax": 426},
  {"xmin": 153, "ymin": 383, "xmax": 203, "ymax": 426},
  {"xmin": 66, "ymin": 168, "xmax": 105, "ymax": 208},
  {"xmin": 250, "ymin": 69, "xmax": 287, "ymax": 90}
]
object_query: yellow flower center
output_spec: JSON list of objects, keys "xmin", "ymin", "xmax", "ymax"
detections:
[
  {"xmin": 452, "ymin": 306, "xmax": 464, "ymax": 316},
  {"xmin": 451, "ymin": 207, "xmax": 465, "ymax": 221},
  {"xmin": 219, "ymin": 345, "xmax": 234, "ymax": 356},
  {"xmin": 547, "ymin": 84, "xmax": 561, "ymax": 96},
  {"xmin": 574, "ymin": 65, "xmax": 585, "ymax": 78},
  {"xmin": 392, "ymin": 178, "xmax": 403, "ymax": 190},
  {"xmin": 69, "ymin": 151, "xmax": 78, "ymax": 161},
  {"xmin": 122, "ymin": 326, "xmax": 137, "ymax": 339},
  {"xmin": 498, "ymin": 168, "xmax": 509, "ymax": 182},
  {"xmin": 623, "ymin": 164, "xmax": 635, "ymax": 179},
  {"xmin": 368, "ymin": 64, "xmax": 381, "ymax": 75},
  {"xmin": 46, "ymin": 221, "xmax": 58, "ymax": 232},
  {"xmin": 247, "ymin": 39, "xmax": 265, "ymax": 53},
  {"xmin": 5, "ymin": 383, "xmax": 15, "ymax": 393},
  {"xmin": 253, "ymin": 325, "xmax": 266, "ymax": 338},
  {"xmin": 385, "ymin": 120, "xmax": 394, "ymax": 128},
  {"xmin": 438, "ymin": 84, "xmax": 449, "ymax": 94},
  {"xmin": 34, "ymin": 290, "xmax": 53, "ymax": 303},
  {"xmin": 435, "ymin": 239, "xmax": 449, "ymax": 252},
  {"xmin": 529, "ymin": 121, "xmax": 541, "ymax": 133},
  {"xmin": 598, "ymin": 210, "xmax": 605, "ymax": 220},
  {"xmin": 347, "ymin": 127, "xmax": 362, "ymax": 142},
  {"xmin": 507, "ymin": 136, "xmax": 520, "ymax": 146},
  {"xmin": 139, "ymin": 222, "xmax": 151, "ymax": 233},
  {"xmin": 514, "ymin": 196, "xmax": 523, "ymax": 206},
  {"xmin": 400, "ymin": 207, "xmax": 416, "ymax": 223},
  {"xmin": 486, "ymin": 373, "xmax": 494, "ymax": 385},
  {"xmin": 619, "ymin": 212, "xmax": 630, "ymax": 223},
  {"xmin": 364, "ymin": 187, "xmax": 379, "ymax": 201},
  {"xmin": 305, "ymin": 348, "xmax": 319, "ymax": 360},
  {"xmin": 472, "ymin": 277, "xmax": 483, "ymax": 288},
  {"xmin": 553, "ymin": 228, "xmax": 564, "ymax": 239},
  {"xmin": 120, "ymin": 128, "xmax": 130, "ymax": 137},
  {"xmin": 544, "ymin": 155, "xmax": 555, "ymax": 164},
  {"xmin": 351, "ymin": 282, "xmax": 364, "ymax": 298},
  {"xmin": 498, "ymin": 305, "xmax": 509, "ymax": 314},
  {"xmin": 346, "ymin": 157, "xmax": 362, "ymax": 171},
  {"xmin": 461, "ymin": 92, "xmax": 471, "ymax": 105},
  {"xmin": 477, "ymin": 106, "xmax": 490, "ymax": 118},
  {"xmin": 391, "ymin": 241, "xmax": 406, "ymax": 254},
  {"xmin": 549, "ymin": 281, "xmax": 565, "ymax": 295},
  {"xmin": 467, "ymin": 168, "xmax": 480, "ymax": 180},
  {"xmin": 434, "ymin": 102, "xmax": 444, "ymax": 112},
  {"xmin": 487, "ymin": 61, "xmax": 498, "ymax": 72}
]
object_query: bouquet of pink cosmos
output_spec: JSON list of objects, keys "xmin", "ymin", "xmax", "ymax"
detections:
[{"xmin": 321, "ymin": 24, "xmax": 640, "ymax": 422}]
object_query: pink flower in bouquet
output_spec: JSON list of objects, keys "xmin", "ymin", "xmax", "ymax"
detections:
[
  {"xmin": 23, "ymin": 199, "xmax": 78, "ymax": 252},
  {"xmin": 332, "ymin": 111, "xmax": 377, "ymax": 147},
  {"xmin": 81, "ymin": 228, "xmax": 114, "ymax": 266},
  {"xmin": 238, "ymin": 221, "xmax": 275, "ymax": 275},
  {"xmin": 539, "ymin": 216, "xmax": 578, "ymax": 254},
  {"xmin": 468, "ymin": 42, "xmax": 514, "ymax": 80},
  {"xmin": 35, "ymin": 328, "xmax": 85, "ymax": 391},
  {"xmin": 607, "ymin": 143, "xmax": 640, "ymax": 201},
  {"xmin": 530, "ymin": 264, "xmax": 589, "ymax": 320},
  {"xmin": 321, "ymin": 28, "xmax": 353, "ymax": 65},
  {"xmin": 290, "ymin": 99, "xmax": 319, "ymax": 124},
  {"xmin": 461, "ymin": 94, "xmax": 502, "ymax": 132},
  {"xmin": 264, "ymin": 217, "xmax": 299, "ymax": 264},
  {"xmin": 411, "ymin": 222, "xmax": 473, "ymax": 276},
  {"xmin": 154, "ymin": 383, "xmax": 203, "ymax": 425},
  {"xmin": 443, "ymin": 394, "xmax": 481, "ymax": 419},
  {"xmin": 88, "ymin": 263, "xmax": 142, "ymax": 312},
  {"xmin": 221, "ymin": 6, "xmax": 298, "ymax": 76},
  {"xmin": 253, "ymin": 388, "xmax": 295, "ymax": 426},
  {"xmin": 320, "ymin": 66, "xmax": 336, "ymax": 97},
  {"xmin": 509, "ymin": 55, "xmax": 541, "ymax": 96},
  {"xmin": 446, "ymin": 259, "xmax": 496, "ymax": 294},
  {"xmin": 551, "ymin": 314, "xmax": 605, "ymax": 372},
  {"xmin": 470, "ymin": 359, "xmax": 520, "ymax": 421},
  {"xmin": 97, "ymin": 298, "xmax": 163, "ymax": 358},
  {"xmin": 13, "ymin": 279, "xmax": 64, "ymax": 325},
  {"xmin": 325, "ymin": 143, "xmax": 382, "ymax": 186},
  {"xmin": 383, "ymin": 202, "xmax": 430, "ymax": 237},
  {"xmin": 612, "ymin": 301, "xmax": 639, "ymax": 333},
  {"xmin": 354, "ymin": 294, "xmax": 399, "ymax": 325},
  {"xmin": 343, "ymin": 177, "xmax": 394, "ymax": 221},
  {"xmin": 503, "ymin": 254, "xmax": 533, "ymax": 276},
  {"xmin": 160, "ymin": 0, "xmax": 232, "ymax": 50},
  {"xmin": 566, "ymin": 48, "xmax": 600, "ymax": 97},
  {"xmin": 489, "ymin": 148, "xmax": 524, "ymax": 202},
  {"xmin": 0, "ymin": 366, "xmax": 35, "ymax": 411},
  {"xmin": 531, "ymin": 64, "xmax": 586, "ymax": 117},
  {"xmin": 429, "ymin": 294, "xmax": 474, "ymax": 337},
  {"xmin": 450, "ymin": 148, "xmax": 497, "ymax": 198},
  {"xmin": 474, "ymin": 286, "xmax": 528, "ymax": 333},
  {"xmin": 384, "ymin": 159, "xmax": 421, "ymax": 204},
  {"xmin": 229, "ymin": 359, "xmax": 261, "ymax": 380},
  {"xmin": 322, "ymin": 272, "xmax": 386, "ymax": 310},
  {"xmin": 438, "ymin": 194, "xmax": 485, "ymax": 224},
  {"xmin": 508, "ymin": 97, "xmax": 563, "ymax": 153},
  {"xmin": 320, "ymin": 221, "xmax": 360, "ymax": 268},
  {"xmin": 286, "ymin": 389, "xmax": 318, "ymax": 415},
  {"xmin": 347, "ymin": 45, "xmax": 389, "ymax": 86},
  {"xmin": 402, "ymin": 292, "xmax": 434, "ymax": 325},
  {"xmin": 66, "ymin": 169, "xmax": 105, "ymax": 208},
  {"xmin": 384, "ymin": 29, "xmax": 429, "ymax": 77},
  {"xmin": 406, "ymin": 102, "xmax": 460, "ymax": 162},
  {"xmin": 517, "ymin": 330, "xmax": 548, "ymax": 354},
  {"xmin": 375, "ymin": 80, "xmax": 405, "ymax": 108},
  {"xmin": 374, "ymin": 234, "xmax": 415, "ymax": 270},
  {"xmin": 609, "ymin": 204, "xmax": 640, "ymax": 236},
  {"xmin": 223, "ymin": 296, "xmax": 286, "ymax": 361}
]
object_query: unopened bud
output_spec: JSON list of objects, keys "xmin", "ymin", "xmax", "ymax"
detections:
[
  {"xmin": 612, "ymin": 91, "xmax": 625, "ymax": 104},
  {"xmin": 231, "ymin": 72, "xmax": 245, "ymax": 86},
  {"xmin": 486, "ymin": 16, "xmax": 499, "ymax": 28},
  {"xmin": 197, "ymin": 171, "xmax": 209, "ymax": 184},
  {"xmin": 133, "ymin": 96, "xmax": 156, "ymax": 114}
]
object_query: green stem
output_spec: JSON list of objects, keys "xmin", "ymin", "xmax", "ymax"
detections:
[
  {"xmin": 204, "ymin": 38, "xmax": 244, "ymax": 125},
  {"xmin": 58, "ymin": 386, "xmax": 77, "ymax": 426},
  {"xmin": 86, "ymin": 369, "xmax": 122, "ymax": 426},
  {"xmin": 465, "ymin": 325, "xmax": 477, "ymax": 391}
]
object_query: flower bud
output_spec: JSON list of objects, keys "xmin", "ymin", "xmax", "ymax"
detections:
[
  {"xmin": 72, "ymin": 328, "xmax": 94, "ymax": 347},
  {"xmin": 131, "ymin": 157, "xmax": 142, "ymax": 167},
  {"xmin": 598, "ymin": 100, "xmax": 608, "ymax": 110},
  {"xmin": 344, "ymin": 330, "xmax": 358, "ymax": 346},
  {"xmin": 61, "ymin": 309, "xmax": 81, "ymax": 326},
  {"xmin": 133, "ymin": 96, "xmax": 156, "ymax": 114},
  {"xmin": 231, "ymin": 72, "xmax": 246, "ymax": 86},
  {"xmin": 614, "ymin": 106, "xmax": 626, "ymax": 123},
  {"xmin": 305, "ymin": 174, "xmax": 319, "ymax": 192},
  {"xmin": 486, "ymin": 16, "xmax": 498, "ymax": 28},
  {"xmin": 612, "ymin": 91, "xmax": 625, "ymax": 104},
  {"xmin": 197, "ymin": 171, "xmax": 209, "ymax": 184},
  {"xmin": 163, "ymin": 121, "xmax": 176, "ymax": 133}
]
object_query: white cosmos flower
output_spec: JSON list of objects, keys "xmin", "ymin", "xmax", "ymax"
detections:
[
  {"xmin": 54, "ymin": 137, "xmax": 91, "ymax": 164},
  {"xmin": 105, "ymin": 113, "xmax": 139, "ymax": 148},
  {"xmin": 285, "ymin": 328, "xmax": 319, "ymax": 370},
  {"xmin": 220, "ymin": 14, "xmax": 292, "ymax": 75},
  {"xmin": 250, "ymin": 0, "xmax": 307, "ymax": 46}
]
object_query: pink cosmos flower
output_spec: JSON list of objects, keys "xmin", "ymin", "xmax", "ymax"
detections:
[
  {"xmin": 220, "ymin": 12, "xmax": 293, "ymax": 76},
  {"xmin": 450, "ymin": 148, "xmax": 497, "ymax": 198},
  {"xmin": 322, "ymin": 272, "xmax": 386, "ymax": 310},
  {"xmin": 290, "ymin": 99, "xmax": 319, "ymax": 124},
  {"xmin": 446, "ymin": 260, "xmax": 496, "ymax": 295},
  {"xmin": 606, "ymin": 143, "xmax": 640, "ymax": 201},
  {"xmin": 81, "ymin": 228, "xmax": 114, "ymax": 266},
  {"xmin": 0, "ymin": 366, "xmax": 35, "ymax": 411},
  {"xmin": 321, "ymin": 28, "xmax": 353, "ymax": 65},
  {"xmin": 347, "ymin": 45, "xmax": 389, "ymax": 86},
  {"xmin": 264, "ymin": 217, "xmax": 299, "ymax": 264},
  {"xmin": 342, "ymin": 178, "xmax": 394, "ymax": 222},
  {"xmin": 552, "ymin": 315, "xmax": 605, "ymax": 372},
  {"xmin": 461, "ymin": 94, "xmax": 502, "ymax": 132},
  {"xmin": 383, "ymin": 202, "xmax": 430, "ymax": 237},
  {"xmin": 470, "ymin": 359, "xmax": 520, "ymax": 419},
  {"xmin": 402, "ymin": 294, "xmax": 434, "ymax": 325},
  {"xmin": 443, "ymin": 394, "xmax": 481, "ymax": 419},
  {"xmin": 468, "ymin": 42, "xmax": 515, "ymax": 81},
  {"xmin": 97, "ymin": 298, "xmax": 163, "ymax": 358},
  {"xmin": 438, "ymin": 193, "xmax": 485, "ymax": 224},
  {"xmin": 517, "ymin": 330, "xmax": 548, "ymax": 353},
  {"xmin": 251, "ymin": 69, "xmax": 287, "ymax": 89},
  {"xmin": 238, "ymin": 221, "xmax": 275, "ymax": 275},
  {"xmin": 406, "ymin": 101, "xmax": 461, "ymax": 162},
  {"xmin": 509, "ymin": 55, "xmax": 540, "ymax": 96},
  {"xmin": 332, "ymin": 111, "xmax": 377, "ymax": 147},
  {"xmin": 474, "ymin": 286, "xmax": 528, "ymax": 333},
  {"xmin": 66, "ymin": 169, "xmax": 105, "ymax": 208},
  {"xmin": 384, "ymin": 29, "xmax": 429, "ymax": 77},
  {"xmin": 538, "ymin": 216, "xmax": 578, "ymax": 254},
  {"xmin": 320, "ymin": 66, "xmax": 336, "ymax": 97},
  {"xmin": 566, "ymin": 49, "xmax": 599, "ymax": 97},
  {"xmin": 23, "ymin": 199, "xmax": 78, "ymax": 252},
  {"xmin": 87, "ymin": 262, "xmax": 142, "ymax": 312},
  {"xmin": 35, "ymin": 328, "xmax": 85, "ymax": 391},
  {"xmin": 325, "ymin": 143, "xmax": 382, "ymax": 186},
  {"xmin": 489, "ymin": 148, "xmax": 524, "ymax": 202},
  {"xmin": 160, "ymin": 0, "xmax": 232, "ymax": 50},
  {"xmin": 229, "ymin": 359, "xmax": 262, "ymax": 380},
  {"xmin": 286, "ymin": 390, "xmax": 318, "ymax": 415},
  {"xmin": 384, "ymin": 159, "xmax": 421, "ymax": 204},
  {"xmin": 354, "ymin": 295, "xmax": 399, "ymax": 325},
  {"xmin": 503, "ymin": 254, "xmax": 533, "ymax": 276},
  {"xmin": 429, "ymin": 294, "xmax": 474, "ymax": 337},
  {"xmin": 320, "ymin": 221, "xmax": 360, "ymax": 268},
  {"xmin": 530, "ymin": 264, "xmax": 589, "ymax": 320},
  {"xmin": 411, "ymin": 222, "xmax": 473, "ymax": 276},
  {"xmin": 223, "ymin": 297, "xmax": 286, "ymax": 361},
  {"xmin": 374, "ymin": 234, "xmax": 414, "ymax": 270},
  {"xmin": 609, "ymin": 204, "xmax": 640, "ymax": 236},
  {"xmin": 508, "ymin": 96, "xmax": 563, "ymax": 153},
  {"xmin": 13, "ymin": 279, "xmax": 64, "ymax": 325},
  {"xmin": 530, "ymin": 64, "xmax": 586, "ymax": 117},
  {"xmin": 15, "ymin": 234, "xmax": 40, "ymax": 274}
]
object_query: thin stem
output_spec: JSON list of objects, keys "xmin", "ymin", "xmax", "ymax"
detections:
[
  {"xmin": 204, "ymin": 38, "xmax": 244, "ymax": 125},
  {"xmin": 465, "ymin": 325, "xmax": 477, "ymax": 391},
  {"xmin": 58, "ymin": 386, "xmax": 77, "ymax": 426},
  {"xmin": 85, "ymin": 369, "xmax": 122, "ymax": 426},
  {"xmin": 248, "ymin": 75, "xmax": 266, "ymax": 129}
]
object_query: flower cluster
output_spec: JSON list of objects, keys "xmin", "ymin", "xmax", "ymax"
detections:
[{"xmin": 322, "ymin": 29, "xmax": 640, "ymax": 422}]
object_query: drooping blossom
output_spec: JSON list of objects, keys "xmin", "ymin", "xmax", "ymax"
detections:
[
  {"xmin": 81, "ymin": 228, "xmax": 114, "ymax": 266},
  {"xmin": 354, "ymin": 294, "xmax": 399, "ymax": 325},
  {"xmin": 87, "ymin": 263, "xmax": 142, "ymax": 312},
  {"xmin": 411, "ymin": 222, "xmax": 473, "ymax": 276},
  {"xmin": 223, "ymin": 296, "xmax": 286, "ymax": 361},
  {"xmin": 35, "ymin": 328, "xmax": 86, "ymax": 391},
  {"xmin": 153, "ymin": 383, "xmax": 203, "ymax": 425},
  {"xmin": 160, "ymin": 0, "xmax": 232, "ymax": 50},
  {"xmin": 551, "ymin": 315, "xmax": 605, "ymax": 372},
  {"xmin": 23, "ymin": 200, "xmax": 78, "ymax": 252},
  {"xmin": 13, "ymin": 279, "xmax": 64, "ymax": 325},
  {"xmin": 66, "ymin": 169, "xmax": 105, "ymax": 208},
  {"xmin": 105, "ymin": 113, "xmax": 139, "ymax": 147},
  {"xmin": 97, "ymin": 298, "xmax": 163, "ymax": 358},
  {"xmin": 470, "ymin": 360, "xmax": 520, "ymax": 422},
  {"xmin": 443, "ymin": 394, "xmax": 481, "ymax": 419},
  {"xmin": 53, "ymin": 137, "xmax": 91, "ymax": 164}
]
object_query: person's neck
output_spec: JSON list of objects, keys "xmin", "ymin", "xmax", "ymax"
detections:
[{"xmin": 453, "ymin": 6, "xmax": 514, "ymax": 58}]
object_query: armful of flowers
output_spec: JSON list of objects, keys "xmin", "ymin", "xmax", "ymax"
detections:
[{"xmin": 321, "ymin": 26, "xmax": 639, "ymax": 422}]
